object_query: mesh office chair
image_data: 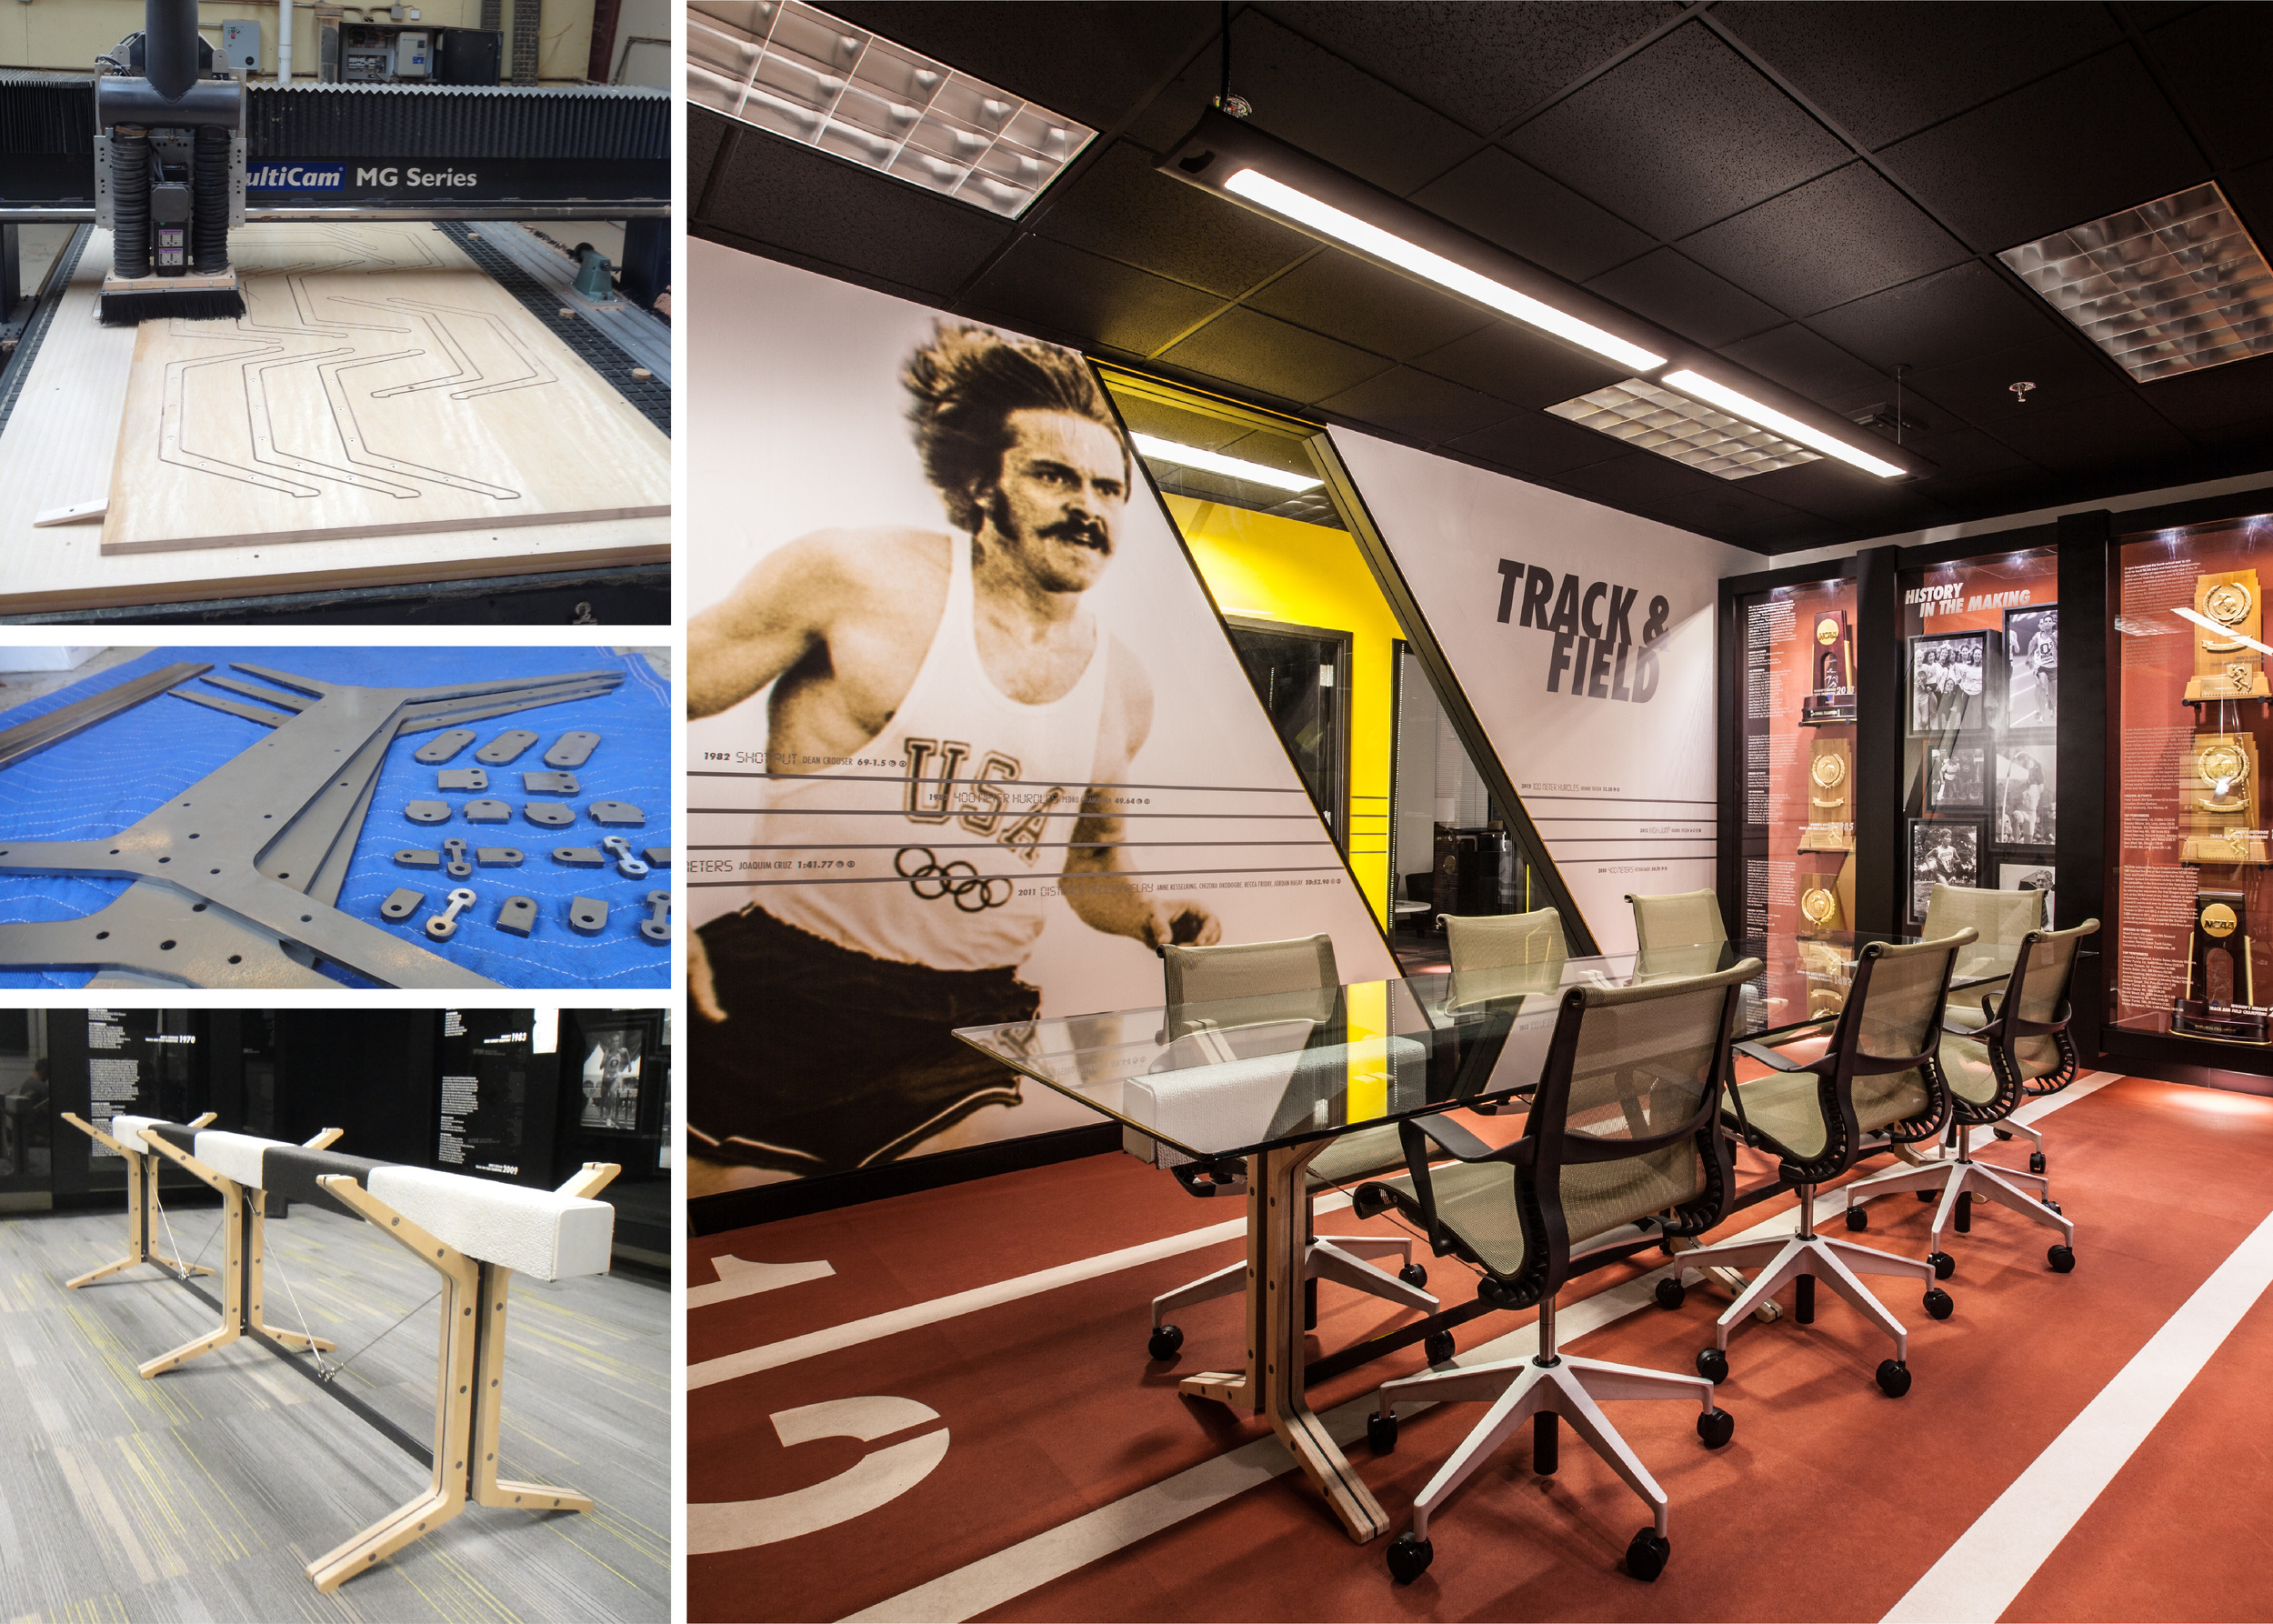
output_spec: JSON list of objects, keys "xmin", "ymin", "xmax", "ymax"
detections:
[
  {"xmin": 1355, "ymin": 960, "xmax": 1757, "ymax": 1586},
  {"xmin": 1922, "ymin": 883, "xmax": 2054, "ymax": 1172},
  {"xmin": 1627, "ymin": 888, "xmax": 1731, "ymax": 977},
  {"xmin": 1673, "ymin": 930, "xmax": 1974, "ymax": 1397},
  {"xmin": 1146, "ymin": 934, "xmax": 1437, "ymax": 1364},
  {"xmin": 1440, "ymin": 907, "xmax": 1567, "ymax": 1018},
  {"xmin": 1841, "ymin": 920, "xmax": 2096, "ymax": 1275}
]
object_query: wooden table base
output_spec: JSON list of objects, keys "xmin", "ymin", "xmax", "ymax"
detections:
[{"xmin": 58, "ymin": 1115, "xmax": 217, "ymax": 1288}]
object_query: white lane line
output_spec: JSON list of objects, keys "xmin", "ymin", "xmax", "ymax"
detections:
[
  {"xmin": 690, "ymin": 1254, "xmax": 836, "ymax": 1309},
  {"xmin": 1883, "ymin": 1200, "xmax": 2273, "ymax": 1622},
  {"xmin": 833, "ymin": 1072, "xmax": 2128, "ymax": 1624},
  {"xmin": 692, "ymin": 1194, "xmax": 1348, "ymax": 1388}
]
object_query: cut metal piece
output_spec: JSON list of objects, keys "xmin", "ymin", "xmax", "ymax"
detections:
[
  {"xmin": 464, "ymin": 799, "xmax": 511, "ymax": 824},
  {"xmin": 415, "ymin": 728, "xmax": 478, "ymax": 765},
  {"xmin": 552, "ymin": 847, "xmax": 604, "ymax": 867},
  {"xmin": 170, "ymin": 687, "xmax": 298, "ymax": 728},
  {"xmin": 394, "ymin": 849, "xmax": 441, "ymax": 869},
  {"xmin": 380, "ymin": 887, "xmax": 424, "ymax": 922},
  {"xmin": 0, "ymin": 878, "xmax": 338, "ymax": 988},
  {"xmin": 476, "ymin": 847, "xmax": 524, "ymax": 867},
  {"xmin": 566, "ymin": 896, "xmax": 609, "ymax": 936},
  {"xmin": 544, "ymin": 731, "xmax": 600, "ymax": 767},
  {"xmin": 601, "ymin": 835, "xmax": 649, "ymax": 878},
  {"xmin": 404, "ymin": 801, "xmax": 451, "ymax": 826},
  {"xmin": 442, "ymin": 838, "xmax": 472, "ymax": 880},
  {"xmin": 588, "ymin": 801, "xmax": 645, "ymax": 827},
  {"xmin": 524, "ymin": 802, "xmax": 575, "ymax": 828},
  {"xmin": 437, "ymin": 768, "xmax": 488, "ymax": 792},
  {"xmin": 426, "ymin": 887, "xmax": 478, "ymax": 942},
  {"xmin": 0, "ymin": 661, "xmax": 214, "ymax": 772},
  {"xmin": 202, "ymin": 674, "xmax": 312, "ymax": 712},
  {"xmin": 522, "ymin": 771, "xmax": 580, "ymax": 796},
  {"xmin": 639, "ymin": 889, "xmax": 670, "ymax": 944},
  {"xmin": 476, "ymin": 730, "xmax": 540, "ymax": 765},
  {"xmin": 643, "ymin": 846, "xmax": 669, "ymax": 867},
  {"xmin": 496, "ymin": 895, "xmax": 537, "ymax": 937}
]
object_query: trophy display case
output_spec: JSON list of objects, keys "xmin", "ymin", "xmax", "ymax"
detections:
[{"xmin": 1736, "ymin": 575, "xmax": 1858, "ymax": 946}]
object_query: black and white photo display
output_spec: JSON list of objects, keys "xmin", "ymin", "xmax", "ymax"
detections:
[
  {"xmin": 2005, "ymin": 606, "xmax": 2058, "ymax": 727},
  {"xmin": 1909, "ymin": 631, "xmax": 1992, "ymax": 736},
  {"xmin": 1998, "ymin": 861, "xmax": 2057, "ymax": 927},
  {"xmin": 1926, "ymin": 742, "xmax": 1988, "ymax": 810},
  {"xmin": 1997, "ymin": 745, "xmax": 2057, "ymax": 847},
  {"xmin": 1911, "ymin": 819, "xmax": 1982, "ymax": 918},
  {"xmin": 579, "ymin": 1019, "xmax": 646, "ymax": 1132}
]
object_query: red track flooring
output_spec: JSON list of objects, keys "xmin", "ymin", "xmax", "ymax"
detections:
[{"xmin": 697, "ymin": 1078, "xmax": 2273, "ymax": 1622}]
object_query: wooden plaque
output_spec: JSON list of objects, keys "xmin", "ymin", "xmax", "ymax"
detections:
[
  {"xmin": 1798, "ymin": 736, "xmax": 1854, "ymax": 851},
  {"xmin": 2179, "ymin": 732, "xmax": 2270, "ymax": 866},
  {"xmin": 2184, "ymin": 569, "xmax": 2272, "ymax": 703}
]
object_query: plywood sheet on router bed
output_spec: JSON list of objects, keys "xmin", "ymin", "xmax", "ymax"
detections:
[
  {"xmin": 0, "ymin": 225, "xmax": 669, "ymax": 615},
  {"xmin": 102, "ymin": 224, "xmax": 670, "ymax": 556}
]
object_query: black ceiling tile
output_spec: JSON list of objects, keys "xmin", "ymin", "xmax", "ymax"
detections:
[
  {"xmin": 1317, "ymin": 367, "xmax": 1519, "ymax": 444},
  {"xmin": 1503, "ymin": 21, "xmax": 1851, "ymax": 240},
  {"xmin": 698, "ymin": 131, "xmax": 1012, "ymax": 297},
  {"xmin": 1721, "ymin": 508, "xmax": 1843, "ymax": 553},
  {"xmin": 1903, "ymin": 334, "xmax": 2128, "ymax": 429},
  {"xmin": 1244, "ymin": 250, "xmax": 1493, "ymax": 361},
  {"xmin": 2165, "ymin": 411, "xmax": 2273, "ymax": 459},
  {"xmin": 1155, "ymin": 306, "xmax": 1395, "ymax": 405},
  {"xmin": 1585, "ymin": 248, "xmax": 1786, "ymax": 349},
  {"xmin": 1895, "ymin": 426, "xmax": 2041, "ymax": 482},
  {"xmin": 1984, "ymin": 390, "xmax": 2198, "ymax": 476},
  {"xmin": 1677, "ymin": 163, "xmax": 1970, "ymax": 318},
  {"xmin": 818, "ymin": 3, "xmax": 1220, "ymax": 134},
  {"xmin": 1446, "ymin": 411, "xmax": 1635, "ymax": 477},
  {"xmin": 1257, "ymin": 2, "xmax": 1683, "ymax": 135},
  {"xmin": 2133, "ymin": 354, "xmax": 2273, "ymax": 440},
  {"xmin": 1741, "ymin": 459, "xmax": 1957, "ymax": 529},
  {"xmin": 959, "ymin": 236, "xmax": 1227, "ymax": 356},
  {"xmin": 1031, "ymin": 140, "xmax": 1315, "ymax": 299},
  {"xmin": 2144, "ymin": 5, "xmax": 2273, "ymax": 169},
  {"xmin": 1803, "ymin": 261, "xmax": 2064, "ymax": 374},
  {"xmin": 1407, "ymin": 147, "xmax": 1657, "ymax": 285},
  {"xmin": 1409, "ymin": 322, "xmax": 1630, "ymax": 410},
  {"xmin": 690, "ymin": 107, "xmax": 730, "ymax": 206},
  {"xmin": 1713, "ymin": 3, "xmax": 2119, "ymax": 151},
  {"xmin": 1716, "ymin": 323, "xmax": 1891, "ymax": 405},
  {"xmin": 2220, "ymin": 155, "xmax": 2273, "ymax": 248},
  {"xmin": 1551, "ymin": 448, "xmax": 1805, "ymax": 533},
  {"xmin": 1121, "ymin": 10, "xmax": 1477, "ymax": 195},
  {"xmin": 1877, "ymin": 46, "xmax": 2209, "ymax": 251}
]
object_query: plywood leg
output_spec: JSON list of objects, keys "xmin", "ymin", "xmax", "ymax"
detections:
[
  {"xmin": 1177, "ymin": 1151, "xmax": 1266, "ymax": 1410},
  {"xmin": 469, "ymin": 1262, "xmax": 592, "ymax": 1514},
  {"xmin": 140, "ymin": 1183, "xmax": 248, "ymax": 1377},
  {"xmin": 244, "ymin": 1207, "xmax": 336, "ymax": 1352}
]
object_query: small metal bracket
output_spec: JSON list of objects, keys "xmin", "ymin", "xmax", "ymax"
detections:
[
  {"xmin": 551, "ymin": 847, "xmax": 604, "ymax": 867},
  {"xmin": 404, "ymin": 801, "xmax": 451, "ymax": 825},
  {"xmin": 464, "ymin": 798, "xmax": 511, "ymax": 823},
  {"xmin": 476, "ymin": 847, "xmax": 524, "ymax": 867},
  {"xmin": 476, "ymin": 730, "xmax": 539, "ymax": 765},
  {"xmin": 601, "ymin": 835, "xmax": 649, "ymax": 878},
  {"xmin": 436, "ymin": 767, "xmax": 488, "ymax": 792},
  {"xmin": 425, "ymin": 887, "xmax": 477, "ymax": 942},
  {"xmin": 642, "ymin": 846, "xmax": 670, "ymax": 867},
  {"xmin": 522, "ymin": 770, "xmax": 579, "ymax": 796},
  {"xmin": 523, "ymin": 802, "xmax": 575, "ymax": 828},
  {"xmin": 496, "ymin": 896, "xmax": 537, "ymax": 937},
  {"xmin": 566, "ymin": 897, "xmax": 608, "ymax": 936},
  {"xmin": 639, "ymin": 889, "xmax": 670, "ymax": 944},
  {"xmin": 393, "ymin": 849, "xmax": 441, "ymax": 869},
  {"xmin": 441, "ymin": 838, "xmax": 472, "ymax": 880},
  {"xmin": 379, "ymin": 887, "xmax": 424, "ymax": 923},
  {"xmin": 588, "ymin": 801, "xmax": 645, "ymax": 827},
  {"xmin": 415, "ymin": 729, "xmax": 477, "ymax": 765},
  {"xmin": 545, "ymin": 731, "xmax": 600, "ymax": 767}
]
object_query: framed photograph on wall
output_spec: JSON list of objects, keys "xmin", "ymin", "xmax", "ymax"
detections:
[
  {"xmin": 1999, "ymin": 861, "xmax": 2057, "ymax": 927},
  {"xmin": 576, "ymin": 1018, "xmax": 647, "ymax": 1134},
  {"xmin": 2004, "ymin": 606, "xmax": 2058, "ymax": 728},
  {"xmin": 1908, "ymin": 630, "xmax": 1993, "ymax": 737},
  {"xmin": 1996, "ymin": 744, "xmax": 2057, "ymax": 847},
  {"xmin": 1910, "ymin": 819, "xmax": 1983, "ymax": 920},
  {"xmin": 1925, "ymin": 742, "xmax": 1988, "ymax": 811}
]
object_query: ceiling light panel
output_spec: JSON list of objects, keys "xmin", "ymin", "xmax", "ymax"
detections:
[
  {"xmin": 1130, "ymin": 434, "xmax": 1323, "ymax": 492},
  {"xmin": 686, "ymin": 0, "xmax": 1095, "ymax": 219},
  {"xmin": 1547, "ymin": 380, "xmax": 1822, "ymax": 481},
  {"xmin": 1999, "ymin": 183, "xmax": 2273, "ymax": 382}
]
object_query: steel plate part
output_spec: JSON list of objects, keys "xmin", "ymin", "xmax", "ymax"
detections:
[
  {"xmin": 588, "ymin": 800, "xmax": 645, "ymax": 827},
  {"xmin": 566, "ymin": 896, "xmax": 609, "ymax": 935},
  {"xmin": 394, "ymin": 849, "xmax": 441, "ymax": 868},
  {"xmin": 475, "ymin": 729, "xmax": 540, "ymax": 765},
  {"xmin": 424, "ymin": 887, "xmax": 478, "ymax": 942},
  {"xmin": 441, "ymin": 837, "xmax": 472, "ymax": 879},
  {"xmin": 437, "ymin": 768, "xmax": 488, "ymax": 791},
  {"xmin": 552, "ymin": 847, "xmax": 604, "ymax": 867},
  {"xmin": 643, "ymin": 846, "xmax": 669, "ymax": 867},
  {"xmin": 524, "ymin": 802, "xmax": 575, "ymax": 828},
  {"xmin": 601, "ymin": 834, "xmax": 649, "ymax": 878},
  {"xmin": 496, "ymin": 895, "xmax": 538, "ymax": 937},
  {"xmin": 476, "ymin": 847, "xmax": 524, "ymax": 867},
  {"xmin": 414, "ymin": 728, "xmax": 478, "ymax": 765},
  {"xmin": 379, "ymin": 887, "xmax": 423, "ymax": 922},
  {"xmin": 464, "ymin": 798, "xmax": 511, "ymax": 823},
  {"xmin": 404, "ymin": 801, "xmax": 450, "ymax": 825},
  {"xmin": 523, "ymin": 770, "xmax": 580, "ymax": 796},
  {"xmin": 544, "ymin": 730, "xmax": 601, "ymax": 767},
  {"xmin": 639, "ymin": 889, "xmax": 670, "ymax": 944}
]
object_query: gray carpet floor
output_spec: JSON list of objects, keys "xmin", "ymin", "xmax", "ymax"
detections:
[{"xmin": 0, "ymin": 1198, "xmax": 669, "ymax": 1621}]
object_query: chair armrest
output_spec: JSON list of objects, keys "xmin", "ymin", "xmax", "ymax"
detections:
[
  {"xmin": 1733, "ymin": 1039, "xmax": 1816, "ymax": 1073},
  {"xmin": 1407, "ymin": 1111, "xmax": 1497, "ymax": 1162}
]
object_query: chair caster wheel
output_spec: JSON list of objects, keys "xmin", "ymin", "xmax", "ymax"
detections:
[
  {"xmin": 1398, "ymin": 1262, "xmax": 1428, "ymax": 1288},
  {"xmin": 2043, "ymin": 1198, "xmax": 2062, "ymax": 1214},
  {"xmin": 1387, "ymin": 1532, "xmax": 1433, "ymax": 1584},
  {"xmin": 1147, "ymin": 1324, "xmax": 1183, "ymax": 1361},
  {"xmin": 1367, "ymin": 1410, "xmax": 1398, "ymax": 1454},
  {"xmin": 1425, "ymin": 1330, "xmax": 1456, "ymax": 1366},
  {"xmin": 1696, "ymin": 1348, "xmax": 1727, "ymax": 1383},
  {"xmin": 2048, "ymin": 1245, "xmax": 2075, "ymax": 1273},
  {"xmin": 1656, "ymin": 1276, "xmax": 1686, "ymax": 1310},
  {"xmin": 1625, "ymin": 1527, "xmax": 1670, "ymax": 1582},
  {"xmin": 1923, "ymin": 1287, "xmax": 1954, "ymax": 1320},
  {"xmin": 1928, "ymin": 1251, "xmax": 1955, "ymax": 1280},
  {"xmin": 1993, "ymin": 1128, "xmax": 2012, "ymax": 1140},
  {"xmin": 1877, "ymin": 1358, "xmax": 1913, "ymax": 1398},
  {"xmin": 1845, "ymin": 1207, "xmax": 1868, "ymax": 1232},
  {"xmin": 1697, "ymin": 1407, "xmax": 1734, "ymax": 1449},
  {"xmin": 1917, "ymin": 1189, "xmax": 1936, "ymax": 1202},
  {"xmin": 2030, "ymin": 1151, "xmax": 2047, "ymax": 1174}
]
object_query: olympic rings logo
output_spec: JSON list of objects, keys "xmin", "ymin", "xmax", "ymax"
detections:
[{"xmin": 896, "ymin": 847, "xmax": 1014, "ymax": 912}]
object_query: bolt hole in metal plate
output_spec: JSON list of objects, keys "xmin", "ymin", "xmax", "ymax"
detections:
[
  {"xmin": 551, "ymin": 847, "xmax": 604, "ymax": 867},
  {"xmin": 496, "ymin": 896, "xmax": 538, "ymax": 937},
  {"xmin": 414, "ymin": 728, "xmax": 479, "ymax": 766},
  {"xmin": 639, "ymin": 888, "xmax": 671, "ymax": 944},
  {"xmin": 394, "ymin": 849, "xmax": 442, "ymax": 869},
  {"xmin": 463, "ymin": 798, "xmax": 511, "ymax": 824},
  {"xmin": 475, "ymin": 729, "xmax": 540, "ymax": 766},
  {"xmin": 545, "ymin": 731, "xmax": 600, "ymax": 767},
  {"xmin": 588, "ymin": 801, "xmax": 646, "ymax": 827},
  {"xmin": 523, "ymin": 802, "xmax": 576, "ymax": 828},
  {"xmin": 476, "ymin": 847, "xmax": 524, "ymax": 867},
  {"xmin": 567, "ymin": 896, "xmax": 609, "ymax": 936},
  {"xmin": 436, "ymin": 767, "xmax": 488, "ymax": 791},
  {"xmin": 522, "ymin": 770, "xmax": 580, "ymax": 796},
  {"xmin": 380, "ymin": 887, "xmax": 424, "ymax": 922},
  {"xmin": 404, "ymin": 801, "xmax": 451, "ymax": 826}
]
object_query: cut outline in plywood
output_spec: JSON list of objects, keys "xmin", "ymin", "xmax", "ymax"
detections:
[{"xmin": 102, "ymin": 226, "xmax": 670, "ymax": 556}]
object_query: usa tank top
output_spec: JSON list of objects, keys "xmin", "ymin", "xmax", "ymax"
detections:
[{"xmin": 755, "ymin": 535, "xmax": 1113, "ymax": 971}]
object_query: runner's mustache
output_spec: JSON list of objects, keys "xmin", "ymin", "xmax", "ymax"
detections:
[{"xmin": 1041, "ymin": 517, "xmax": 1110, "ymax": 549}]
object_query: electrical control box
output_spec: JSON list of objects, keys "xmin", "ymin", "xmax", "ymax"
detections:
[
  {"xmin": 221, "ymin": 19, "xmax": 262, "ymax": 75},
  {"xmin": 394, "ymin": 31, "xmax": 432, "ymax": 78}
]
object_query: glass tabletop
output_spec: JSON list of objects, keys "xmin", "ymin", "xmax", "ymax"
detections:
[{"xmin": 951, "ymin": 930, "xmax": 1998, "ymax": 1166}]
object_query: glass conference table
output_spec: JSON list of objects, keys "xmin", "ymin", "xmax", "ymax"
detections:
[{"xmin": 953, "ymin": 931, "xmax": 1998, "ymax": 1542}]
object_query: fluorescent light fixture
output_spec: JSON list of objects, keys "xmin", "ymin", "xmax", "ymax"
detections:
[
  {"xmin": 1661, "ymin": 369, "xmax": 1905, "ymax": 479},
  {"xmin": 686, "ymin": 0, "xmax": 1094, "ymax": 219},
  {"xmin": 1130, "ymin": 432, "xmax": 1322, "ymax": 491},
  {"xmin": 2000, "ymin": 183, "xmax": 2273, "ymax": 382},
  {"xmin": 1546, "ymin": 378, "xmax": 1820, "ymax": 480},
  {"xmin": 1222, "ymin": 168, "xmax": 1666, "ymax": 374},
  {"xmin": 2176, "ymin": 604, "xmax": 2273, "ymax": 659}
]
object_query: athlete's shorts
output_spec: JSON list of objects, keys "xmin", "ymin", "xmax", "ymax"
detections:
[{"xmin": 689, "ymin": 906, "xmax": 1041, "ymax": 1175}]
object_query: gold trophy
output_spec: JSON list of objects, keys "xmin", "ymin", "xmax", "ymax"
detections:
[
  {"xmin": 1800, "ymin": 609, "xmax": 1857, "ymax": 723},
  {"xmin": 1798, "ymin": 737, "xmax": 1854, "ymax": 852},
  {"xmin": 2180, "ymin": 733, "xmax": 2269, "ymax": 866},
  {"xmin": 2172, "ymin": 888, "xmax": 2268, "ymax": 1041},
  {"xmin": 2185, "ymin": 570, "xmax": 2271, "ymax": 703}
]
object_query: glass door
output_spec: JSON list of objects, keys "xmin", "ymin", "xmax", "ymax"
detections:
[{"xmin": 1227, "ymin": 617, "xmax": 1351, "ymax": 852}]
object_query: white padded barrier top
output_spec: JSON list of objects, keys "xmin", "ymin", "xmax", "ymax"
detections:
[
  {"xmin": 194, "ymin": 1130, "xmax": 296, "ymax": 1189},
  {"xmin": 107, "ymin": 1114, "xmax": 166, "ymax": 1155},
  {"xmin": 365, "ymin": 1166, "xmax": 614, "ymax": 1281}
]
